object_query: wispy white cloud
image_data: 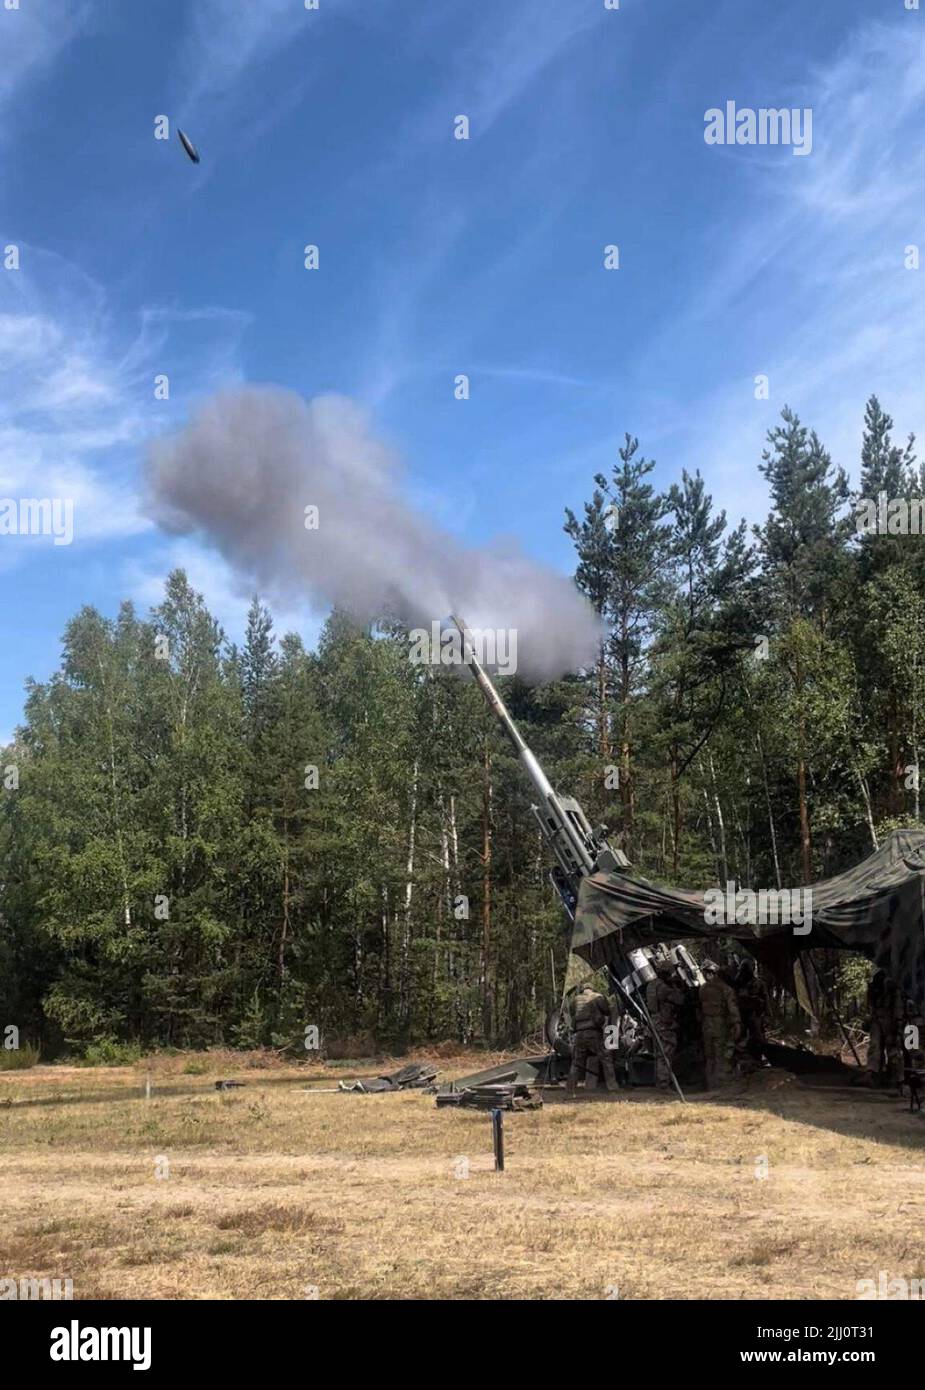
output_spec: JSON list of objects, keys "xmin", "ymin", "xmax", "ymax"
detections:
[
  {"xmin": 357, "ymin": 204, "xmax": 469, "ymax": 407},
  {"xmin": 164, "ymin": 0, "xmax": 352, "ymax": 174},
  {"xmin": 472, "ymin": 364, "xmax": 609, "ymax": 392},
  {"xmin": 623, "ymin": 18, "xmax": 925, "ymax": 527},
  {"xmin": 0, "ymin": 246, "xmax": 250, "ymax": 549},
  {"xmin": 176, "ymin": 0, "xmax": 307, "ymax": 109},
  {"xmin": 0, "ymin": 0, "xmax": 90, "ymax": 118},
  {"xmin": 354, "ymin": 2, "xmax": 611, "ymax": 411},
  {"xmin": 172, "ymin": 0, "xmax": 372, "ymax": 127},
  {"xmin": 796, "ymin": 21, "xmax": 925, "ymax": 223},
  {"xmin": 391, "ymin": 0, "xmax": 603, "ymax": 156},
  {"xmin": 361, "ymin": 0, "xmax": 606, "ymax": 202},
  {"xmin": 452, "ymin": 1, "xmax": 602, "ymax": 139}
]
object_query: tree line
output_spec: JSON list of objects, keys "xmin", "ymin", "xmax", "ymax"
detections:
[{"xmin": 2, "ymin": 395, "xmax": 923, "ymax": 1054}]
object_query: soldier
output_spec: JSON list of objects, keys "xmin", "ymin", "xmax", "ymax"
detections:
[
  {"xmin": 735, "ymin": 957, "xmax": 770, "ymax": 1058},
  {"xmin": 567, "ymin": 983, "xmax": 619, "ymax": 1093},
  {"xmin": 700, "ymin": 959, "xmax": 742, "ymax": 1089},
  {"xmin": 867, "ymin": 968, "xmax": 903, "ymax": 1089},
  {"xmin": 902, "ymin": 1005, "xmax": 925, "ymax": 1110},
  {"xmin": 645, "ymin": 960, "xmax": 685, "ymax": 1090}
]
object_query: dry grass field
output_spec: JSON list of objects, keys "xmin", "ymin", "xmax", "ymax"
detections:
[{"xmin": 1, "ymin": 1050, "xmax": 923, "ymax": 1301}]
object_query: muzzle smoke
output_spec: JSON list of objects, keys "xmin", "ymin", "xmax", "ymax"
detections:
[{"xmin": 144, "ymin": 386, "xmax": 602, "ymax": 678}]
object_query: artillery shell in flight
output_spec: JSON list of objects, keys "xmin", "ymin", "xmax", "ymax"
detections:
[{"xmin": 177, "ymin": 127, "xmax": 201, "ymax": 164}]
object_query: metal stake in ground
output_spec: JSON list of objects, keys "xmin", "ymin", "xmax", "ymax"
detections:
[{"xmin": 491, "ymin": 1107, "xmax": 505, "ymax": 1171}]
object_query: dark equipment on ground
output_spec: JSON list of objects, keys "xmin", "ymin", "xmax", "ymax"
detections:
[
  {"xmin": 759, "ymin": 1041, "xmax": 855, "ymax": 1079},
  {"xmin": 177, "ymin": 127, "xmax": 201, "ymax": 163},
  {"xmin": 436, "ymin": 1081, "xmax": 541, "ymax": 1112},
  {"xmin": 336, "ymin": 1061, "xmax": 437, "ymax": 1094}
]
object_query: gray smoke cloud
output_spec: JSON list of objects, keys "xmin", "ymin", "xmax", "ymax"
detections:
[{"xmin": 144, "ymin": 385, "xmax": 602, "ymax": 678}]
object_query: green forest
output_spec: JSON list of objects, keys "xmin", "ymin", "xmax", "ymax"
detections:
[{"xmin": 2, "ymin": 397, "xmax": 924, "ymax": 1056}]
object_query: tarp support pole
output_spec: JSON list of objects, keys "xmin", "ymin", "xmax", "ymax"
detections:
[
  {"xmin": 610, "ymin": 960, "xmax": 686, "ymax": 1103},
  {"xmin": 805, "ymin": 950, "xmax": 863, "ymax": 1068}
]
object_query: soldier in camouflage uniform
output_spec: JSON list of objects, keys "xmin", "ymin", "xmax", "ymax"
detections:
[
  {"xmin": 867, "ymin": 968, "xmax": 903, "ymax": 1088},
  {"xmin": 645, "ymin": 961, "xmax": 685, "ymax": 1089},
  {"xmin": 902, "ymin": 1005, "xmax": 924, "ymax": 1107},
  {"xmin": 735, "ymin": 957, "xmax": 770, "ymax": 1058},
  {"xmin": 567, "ymin": 984, "xmax": 619, "ymax": 1093},
  {"xmin": 699, "ymin": 959, "xmax": 742, "ymax": 1089}
]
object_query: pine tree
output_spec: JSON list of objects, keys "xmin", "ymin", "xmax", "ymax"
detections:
[
  {"xmin": 757, "ymin": 408, "xmax": 851, "ymax": 881},
  {"xmin": 565, "ymin": 434, "xmax": 671, "ymax": 857}
]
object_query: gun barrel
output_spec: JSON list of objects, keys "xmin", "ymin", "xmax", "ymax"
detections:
[
  {"xmin": 450, "ymin": 616, "xmax": 553, "ymax": 797},
  {"xmin": 450, "ymin": 616, "xmax": 595, "ymax": 880}
]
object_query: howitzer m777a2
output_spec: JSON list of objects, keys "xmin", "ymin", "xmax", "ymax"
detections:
[{"xmin": 450, "ymin": 615, "xmax": 685, "ymax": 1098}]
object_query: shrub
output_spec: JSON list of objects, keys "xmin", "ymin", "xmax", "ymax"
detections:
[
  {"xmin": 79, "ymin": 1038, "xmax": 142, "ymax": 1067},
  {"xmin": 0, "ymin": 1042, "xmax": 40, "ymax": 1070}
]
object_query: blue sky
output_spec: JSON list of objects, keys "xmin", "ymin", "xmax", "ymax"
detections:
[{"xmin": 1, "ymin": 0, "xmax": 924, "ymax": 742}]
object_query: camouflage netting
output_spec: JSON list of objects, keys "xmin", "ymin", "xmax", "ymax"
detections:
[{"xmin": 571, "ymin": 829, "xmax": 925, "ymax": 1011}]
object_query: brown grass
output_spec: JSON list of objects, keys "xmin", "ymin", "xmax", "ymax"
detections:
[{"xmin": 0, "ymin": 1050, "xmax": 922, "ymax": 1300}]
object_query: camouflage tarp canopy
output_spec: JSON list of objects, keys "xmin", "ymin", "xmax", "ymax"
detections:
[{"xmin": 572, "ymin": 829, "xmax": 925, "ymax": 1011}]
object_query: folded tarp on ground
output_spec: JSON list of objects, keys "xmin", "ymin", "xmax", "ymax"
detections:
[
  {"xmin": 572, "ymin": 828, "xmax": 925, "ymax": 1011},
  {"xmin": 442, "ymin": 1054, "xmax": 568, "ymax": 1092},
  {"xmin": 337, "ymin": 1062, "xmax": 437, "ymax": 1093}
]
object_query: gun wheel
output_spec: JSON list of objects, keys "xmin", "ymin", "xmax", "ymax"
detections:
[{"xmin": 545, "ymin": 1005, "xmax": 574, "ymax": 1058}]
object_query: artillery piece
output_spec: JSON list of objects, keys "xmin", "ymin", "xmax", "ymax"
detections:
[{"xmin": 451, "ymin": 617, "xmax": 690, "ymax": 1099}]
